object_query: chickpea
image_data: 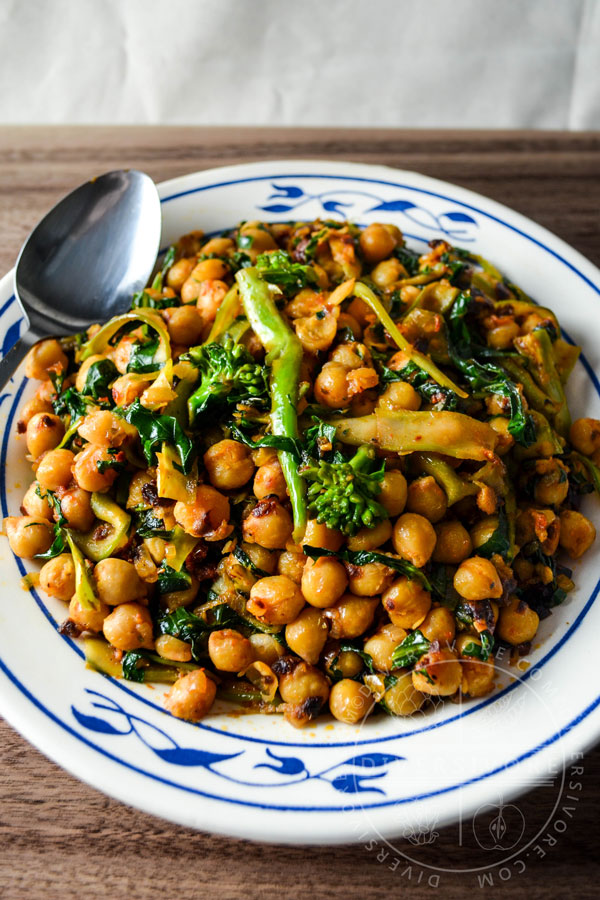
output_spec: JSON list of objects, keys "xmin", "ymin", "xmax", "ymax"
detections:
[
  {"xmin": 347, "ymin": 518, "xmax": 392, "ymax": 552},
  {"xmin": 392, "ymin": 513, "xmax": 437, "ymax": 567},
  {"xmin": 103, "ymin": 602, "xmax": 154, "ymax": 651},
  {"xmin": 166, "ymin": 257, "xmax": 195, "ymax": 291},
  {"xmin": 242, "ymin": 542, "xmax": 277, "ymax": 574},
  {"xmin": 39, "ymin": 554, "xmax": 76, "ymax": 601},
  {"xmin": 174, "ymin": 484, "xmax": 231, "ymax": 541},
  {"xmin": 208, "ymin": 629, "xmax": 255, "ymax": 672},
  {"xmin": 154, "ymin": 634, "xmax": 193, "ymax": 662},
  {"xmin": 558, "ymin": 509, "xmax": 596, "ymax": 559},
  {"xmin": 190, "ymin": 257, "xmax": 230, "ymax": 283},
  {"xmin": 329, "ymin": 342, "xmax": 369, "ymax": 370},
  {"xmin": 275, "ymin": 658, "xmax": 330, "ymax": 727},
  {"xmin": 420, "ymin": 606, "xmax": 455, "ymax": 645},
  {"xmin": 78, "ymin": 410, "xmax": 128, "ymax": 448},
  {"xmin": 346, "ymin": 297, "xmax": 372, "ymax": 328},
  {"xmin": 26, "ymin": 412, "xmax": 64, "ymax": 459},
  {"xmin": 570, "ymin": 417, "xmax": 600, "ymax": 455},
  {"xmin": 346, "ymin": 561, "xmax": 394, "ymax": 597},
  {"xmin": 453, "ymin": 556, "xmax": 503, "ymax": 601},
  {"xmin": 323, "ymin": 644, "xmax": 364, "ymax": 679},
  {"xmin": 277, "ymin": 550, "xmax": 306, "ymax": 584},
  {"xmin": 378, "ymin": 381, "xmax": 421, "ymax": 412},
  {"xmin": 303, "ymin": 518, "xmax": 344, "ymax": 552},
  {"xmin": 111, "ymin": 373, "xmax": 149, "ymax": 406},
  {"xmin": 285, "ymin": 607, "xmax": 329, "ymax": 664},
  {"xmin": 371, "ymin": 258, "xmax": 404, "ymax": 289},
  {"xmin": 470, "ymin": 516, "xmax": 498, "ymax": 551},
  {"xmin": 412, "ymin": 647, "xmax": 462, "ymax": 696},
  {"xmin": 497, "ymin": 595, "xmax": 539, "ymax": 645},
  {"xmin": 486, "ymin": 321, "xmax": 520, "ymax": 349},
  {"xmin": 21, "ymin": 481, "xmax": 52, "ymax": 520},
  {"xmin": 364, "ymin": 623, "xmax": 408, "ymax": 673},
  {"xmin": 350, "ymin": 389, "xmax": 377, "ymax": 417},
  {"xmin": 247, "ymin": 575, "xmax": 305, "ymax": 624},
  {"xmin": 336, "ymin": 312, "xmax": 362, "ymax": 340},
  {"xmin": 25, "ymin": 339, "xmax": 68, "ymax": 381},
  {"xmin": 162, "ymin": 305, "xmax": 204, "ymax": 345},
  {"xmin": 59, "ymin": 487, "xmax": 95, "ymax": 532},
  {"xmin": 195, "ymin": 279, "xmax": 229, "ymax": 320},
  {"xmin": 111, "ymin": 334, "xmax": 138, "ymax": 374},
  {"xmin": 294, "ymin": 311, "xmax": 338, "ymax": 353},
  {"xmin": 488, "ymin": 416, "xmax": 514, "ymax": 455},
  {"xmin": 406, "ymin": 476, "xmax": 447, "ymax": 523},
  {"xmin": 377, "ymin": 470, "xmax": 408, "ymax": 517},
  {"xmin": 203, "ymin": 439, "xmax": 254, "ymax": 491},
  {"xmin": 200, "ymin": 237, "xmax": 234, "ymax": 256},
  {"xmin": 242, "ymin": 498, "xmax": 292, "ymax": 550},
  {"xmin": 359, "ymin": 223, "xmax": 397, "ymax": 264},
  {"xmin": 73, "ymin": 355, "xmax": 102, "ymax": 392},
  {"xmin": 5, "ymin": 516, "xmax": 53, "ymax": 558},
  {"xmin": 35, "ymin": 448, "xmax": 74, "ymax": 491},
  {"xmin": 163, "ymin": 669, "xmax": 217, "ymax": 722},
  {"xmin": 249, "ymin": 633, "xmax": 286, "ymax": 665},
  {"xmin": 433, "ymin": 521, "xmax": 472, "ymax": 564},
  {"xmin": 68, "ymin": 594, "xmax": 110, "ymax": 633},
  {"xmin": 252, "ymin": 460, "xmax": 287, "ymax": 501},
  {"xmin": 383, "ymin": 671, "xmax": 426, "ymax": 716},
  {"xmin": 329, "ymin": 679, "xmax": 374, "ymax": 724},
  {"xmin": 17, "ymin": 394, "xmax": 54, "ymax": 430},
  {"xmin": 301, "ymin": 556, "xmax": 348, "ymax": 608},
  {"xmin": 455, "ymin": 634, "xmax": 495, "ymax": 697},
  {"xmin": 382, "ymin": 577, "xmax": 431, "ymax": 629},
  {"xmin": 72, "ymin": 444, "xmax": 119, "ymax": 493},
  {"xmin": 326, "ymin": 594, "xmax": 378, "ymax": 639},
  {"xmin": 94, "ymin": 558, "xmax": 147, "ymax": 606},
  {"xmin": 313, "ymin": 362, "xmax": 351, "ymax": 409}
]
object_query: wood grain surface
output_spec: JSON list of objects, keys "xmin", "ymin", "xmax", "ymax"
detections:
[{"xmin": 0, "ymin": 127, "xmax": 599, "ymax": 900}]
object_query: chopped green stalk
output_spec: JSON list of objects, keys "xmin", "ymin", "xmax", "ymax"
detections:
[
  {"xmin": 514, "ymin": 328, "xmax": 570, "ymax": 437},
  {"xmin": 353, "ymin": 281, "xmax": 468, "ymax": 398},
  {"xmin": 85, "ymin": 637, "xmax": 123, "ymax": 677},
  {"xmin": 73, "ymin": 493, "xmax": 131, "ymax": 562},
  {"xmin": 513, "ymin": 410, "xmax": 564, "ymax": 460},
  {"xmin": 151, "ymin": 245, "xmax": 177, "ymax": 291},
  {"xmin": 412, "ymin": 452, "xmax": 478, "ymax": 505},
  {"xmin": 236, "ymin": 267, "xmax": 306, "ymax": 541},
  {"xmin": 205, "ymin": 286, "xmax": 241, "ymax": 344},
  {"xmin": 571, "ymin": 451, "xmax": 600, "ymax": 497},
  {"xmin": 300, "ymin": 444, "xmax": 387, "ymax": 536},
  {"xmin": 501, "ymin": 357, "xmax": 557, "ymax": 419},
  {"xmin": 66, "ymin": 532, "xmax": 100, "ymax": 610},
  {"xmin": 79, "ymin": 310, "xmax": 171, "ymax": 374}
]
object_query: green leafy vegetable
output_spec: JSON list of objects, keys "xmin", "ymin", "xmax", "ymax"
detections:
[
  {"xmin": 255, "ymin": 249, "xmax": 318, "ymax": 296},
  {"xmin": 475, "ymin": 507, "xmax": 511, "ymax": 560},
  {"xmin": 393, "ymin": 245, "xmax": 421, "ymax": 276},
  {"xmin": 116, "ymin": 399, "xmax": 195, "ymax": 473},
  {"xmin": 381, "ymin": 359, "xmax": 459, "ymax": 411},
  {"xmin": 229, "ymin": 423, "xmax": 301, "ymax": 457},
  {"xmin": 303, "ymin": 416, "xmax": 337, "ymax": 460},
  {"xmin": 82, "ymin": 358, "xmax": 119, "ymax": 402},
  {"xmin": 122, "ymin": 649, "xmax": 198, "ymax": 683},
  {"xmin": 461, "ymin": 630, "xmax": 494, "ymax": 662},
  {"xmin": 127, "ymin": 335, "xmax": 161, "ymax": 374},
  {"xmin": 302, "ymin": 545, "xmax": 432, "ymax": 591},
  {"xmin": 134, "ymin": 508, "xmax": 173, "ymax": 539},
  {"xmin": 391, "ymin": 630, "xmax": 431, "ymax": 668},
  {"xmin": 233, "ymin": 545, "xmax": 269, "ymax": 579},
  {"xmin": 157, "ymin": 564, "xmax": 192, "ymax": 595},
  {"xmin": 186, "ymin": 335, "xmax": 269, "ymax": 423}
]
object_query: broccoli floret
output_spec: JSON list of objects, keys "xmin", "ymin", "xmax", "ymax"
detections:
[
  {"xmin": 186, "ymin": 335, "xmax": 269, "ymax": 423},
  {"xmin": 300, "ymin": 444, "xmax": 388, "ymax": 536}
]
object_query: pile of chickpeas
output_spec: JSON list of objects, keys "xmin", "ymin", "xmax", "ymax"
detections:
[{"xmin": 4, "ymin": 220, "xmax": 598, "ymax": 729}]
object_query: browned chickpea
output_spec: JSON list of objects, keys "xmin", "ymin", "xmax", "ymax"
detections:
[
  {"xmin": 25, "ymin": 339, "xmax": 68, "ymax": 381},
  {"xmin": 323, "ymin": 644, "xmax": 364, "ymax": 679},
  {"xmin": 191, "ymin": 258, "xmax": 230, "ymax": 282},
  {"xmin": 162, "ymin": 305, "xmax": 204, "ymax": 345},
  {"xmin": 392, "ymin": 513, "xmax": 437, "ymax": 567},
  {"xmin": 275, "ymin": 658, "xmax": 330, "ymax": 728},
  {"xmin": 377, "ymin": 470, "xmax": 408, "ymax": 517},
  {"xmin": 329, "ymin": 679, "xmax": 374, "ymax": 724},
  {"xmin": 249, "ymin": 633, "xmax": 286, "ymax": 665},
  {"xmin": 301, "ymin": 556, "xmax": 348, "ymax": 608},
  {"xmin": 5, "ymin": 516, "xmax": 53, "ymax": 558},
  {"xmin": 488, "ymin": 416, "xmax": 514, "ymax": 455},
  {"xmin": 247, "ymin": 575, "xmax": 305, "ymax": 624},
  {"xmin": 558, "ymin": 509, "xmax": 596, "ymax": 559},
  {"xmin": 59, "ymin": 487, "xmax": 95, "ymax": 532},
  {"xmin": 294, "ymin": 311, "xmax": 338, "ymax": 353},
  {"xmin": 383, "ymin": 672, "xmax": 426, "ymax": 715},
  {"xmin": 326, "ymin": 594, "xmax": 378, "ymax": 639},
  {"xmin": 163, "ymin": 669, "xmax": 217, "ymax": 722},
  {"xmin": 359, "ymin": 223, "xmax": 397, "ymax": 264},
  {"xmin": 570, "ymin": 417, "xmax": 600, "ymax": 455},
  {"xmin": 253, "ymin": 460, "xmax": 288, "ymax": 500},
  {"xmin": 420, "ymin": 606, "xmax": 456, "ymax": 645},
  {"xmin": 346, "ymin": 561, "xmax": 394, "ymax": 597},
  {"xmin": 72, "ymin": 444, "xmax": 119, "ymax": 493},
  {"xmin": 78, "ymin": 410, "xmax": 128, "ymax": 447},
  {"xmin": 242, "ymin": 498, "xmax": 293, "ymax": 550},
  {"xmin": 39, "ymin": 554, "xmax": 76, "ymax": 601},
  {"xmin": 277, "ymin": 550, "xmax": 307, "ymax": 584},
  {"xmin": 35, "ymin": 448, "xmax": 74, "ymax": 491},
  {"xmin": 21, "ymin": 481, "xmax": 53, "ymax": 520},
  {"xmin": 470, "ymin": 516, "xmax": 498, "ymax": 551},
  {"xmin": 155, "ymin": 634, "xmax": 193, "ymax": 662},
  {"xmin": 26, "ymin": 412, "xmax": 64, "ymax": 459},
  {"xmin": 313, "ymin": 362, "xmax": 352, "ymax": 409},
  {"xmin": 433, "ymin": 521, "xmax": 473, "ymax": 564},
  {"xmin": 195, "ymin": 279, "xmax": 229, "ymax": 321},
  {"xmin": 347, "ymin": 518, "xmax": 392, "ymax": 552},
  {"xmin": 17, "ymin": 394, "xmax": 54, "ymax": 430},
  {"xmin": 455, "ymin": 634, "xmax": 495, "ymax": 697},
  {"xmin": 382, "ymin": 577, "xmax": 431, "ymax": 629},
  {"xmin": 486, "ymin": 321, "xmax": 520, "ymax": 349},
  {"xmin": 102, "ymin": 602, "xmax": 154, "ymax": 651},
  {"xmin": 378, "ymin": 381, "xmax": 421, "ymax": 412},
  {"xmin": 303, "ymin": 518, "xmax": 344, "ymax": 552},
  {"xmin": 208, "ymin": 629, "xmax": 255, "ymax": 672},
  {"xmin": 111, "ymin": 373, "xmax": 149, "ymax": 407},
  {"xmin": 364, "ymin": 623, "xmax": 407, "ymax": 673},
  {"xmin": 453, "ymin": 557, "xmax": 503, "ymax": 601},
  {"xmin": 111, "ymin": 333, "xmax": 138, "ymax": 374},
  {"xmin": 203, "ymin": 439, "xmax": 254, "ymax": 490},
  {"xmin": 329, "ymin": 342, "xmax": 369, "ymax": 370},
  {"xmin": 174, "ymin": 484, "xmax": 231, "ymax": 541},
  {"xmin": 285, "ymin": 607, "xmax": 329, "ymax": 665},
  {"xmin": 497, "ymin": 595, "xmax": 539, "ymax": 645},
  {"xmin": 242, "ymin": 542, "xmax": 278, "ymax": 574},
  {"xmin": 94, "ymin": 558, "xmax": 147, "ymax": 606},
  {"xmin": 406, "ymin": 476, "xmax": 447, "ymax": 523},
  {"xmin": 412, "ymin": 647, "xmax": 462, "ymax": 696},
  {"xmin": 166, "ymin": 257, "xmax": 195, "ymax": 291},
  {"xmin": 68, "ymin": 594, "xmax": 110, "ymax": 633},
  {"xmin": 371, "ymin": 258, "xmax": 404, "ymax": 289}
]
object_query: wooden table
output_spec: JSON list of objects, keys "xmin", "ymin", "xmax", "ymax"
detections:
[{"xmin": 0, "ymin": 128, "xmax": 599, "ymax": 900}]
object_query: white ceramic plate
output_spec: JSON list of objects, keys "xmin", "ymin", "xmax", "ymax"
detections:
[{"xmin": 1, "ymin": 160, "xmax": 599, "ymax": 846}]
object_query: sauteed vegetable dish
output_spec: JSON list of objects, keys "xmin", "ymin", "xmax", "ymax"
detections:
[{"xmin": 5, "ymin": 219, "xmax": 599, "ymax": 727}]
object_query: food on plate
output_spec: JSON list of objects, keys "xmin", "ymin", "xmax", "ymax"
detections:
[{"xmin": 5, "ymin": 218, "xmax": 598, "ymax": 727}]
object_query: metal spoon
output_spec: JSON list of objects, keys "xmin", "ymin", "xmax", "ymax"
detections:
[{"xmin": 0, "ymin": 169, "xmax": 161, "ymax": 387}]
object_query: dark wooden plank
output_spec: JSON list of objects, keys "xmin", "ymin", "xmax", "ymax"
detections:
[{"xmin": 0, "ymin": 127, "xmax": 599, "ymax": 900}]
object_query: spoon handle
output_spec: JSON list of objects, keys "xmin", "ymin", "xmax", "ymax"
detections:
[{"xmin": 0, "ymin": 327, "xmax": 45, "ymax": 389}]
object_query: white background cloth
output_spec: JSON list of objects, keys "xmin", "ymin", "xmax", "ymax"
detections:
[{"xmin": 0, "ymin": 0, "xmax": 599, "ymax": 128}]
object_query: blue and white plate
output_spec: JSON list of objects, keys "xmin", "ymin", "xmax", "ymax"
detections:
[{"xmin": 1, "ymin": 160, "xmax": 599, "ymax": 844}]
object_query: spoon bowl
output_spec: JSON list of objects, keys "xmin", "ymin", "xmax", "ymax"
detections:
[{"xmin": 0, "ymin": 169, "xmax": 161, "ymax": 385}]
